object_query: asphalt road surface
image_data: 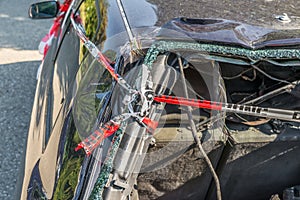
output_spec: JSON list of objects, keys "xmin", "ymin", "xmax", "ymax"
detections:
[
  {"xmin": 0, "ymin": 1, "xmax": 51, "ymax": 199},
  {"xmin": 0, "ymin": 0, "xmax": 299, "ymax": 200}
]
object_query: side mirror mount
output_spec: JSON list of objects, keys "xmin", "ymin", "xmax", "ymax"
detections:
[{"xmin": 28, "ymin": 1, "xmax": 59, "ymax": 19}]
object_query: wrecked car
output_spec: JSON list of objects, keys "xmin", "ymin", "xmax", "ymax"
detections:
[{"xmin": 17, "ymin": 0, "xmax": 300, "ymax": 199}]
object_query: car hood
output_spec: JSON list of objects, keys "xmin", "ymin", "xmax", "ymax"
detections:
[{"xmin": 158, "ymin": 18, "xmax": 300, "ymax": 49}]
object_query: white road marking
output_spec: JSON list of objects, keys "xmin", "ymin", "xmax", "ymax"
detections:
[{"xmin": 0, "ymin": 48, "xmax": 42, "ymax": 65}]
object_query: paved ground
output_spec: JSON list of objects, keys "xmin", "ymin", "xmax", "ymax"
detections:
[{"xmin": 0, "ymin": 1, "xmax": 51, "ymax": 199}]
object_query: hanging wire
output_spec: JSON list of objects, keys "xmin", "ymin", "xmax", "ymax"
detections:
[
  {"xmin": 178, "ymin": 56, "xmax": 222, "ymax": 200},
  {"xmin": 250, "ymin": 64, "xmax": 291, "ymax": 84},
  {"xmin": 223, "ymin": 67, "xmax": 253, "ymax": 80}
]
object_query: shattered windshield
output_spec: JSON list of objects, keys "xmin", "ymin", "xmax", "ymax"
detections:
[{"xmin": 69, "ymin": 1, "xmax": 300, "ymax": 199}]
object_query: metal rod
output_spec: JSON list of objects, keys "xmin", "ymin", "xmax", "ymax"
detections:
[
  {"xmin": 116, "ymin": 0, "xmax": 135, "ymax": 43},
  {"xmin": 243, "ymin": 80, "xmax": 300, "ymax": 105},
  {"xmin": 154, "ymin": 95, "xmax": 300, "ymax": 123}
]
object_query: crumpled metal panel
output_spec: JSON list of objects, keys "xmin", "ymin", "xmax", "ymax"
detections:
[{"xmin": 159, "ymin": 18, "xmax": 300, "ymax": 49}]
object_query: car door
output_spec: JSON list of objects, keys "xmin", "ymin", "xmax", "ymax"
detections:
[
  {"xmin": 22, "ymin": 0, "xmax": 115, "ymax": 198},
  {"xmin": 19, "ymin": 3, "xmax": 81, "ymax": 199},
  {"xmin": 19, "ymin": 19, "xmax": 62, "ymax": 200}
]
